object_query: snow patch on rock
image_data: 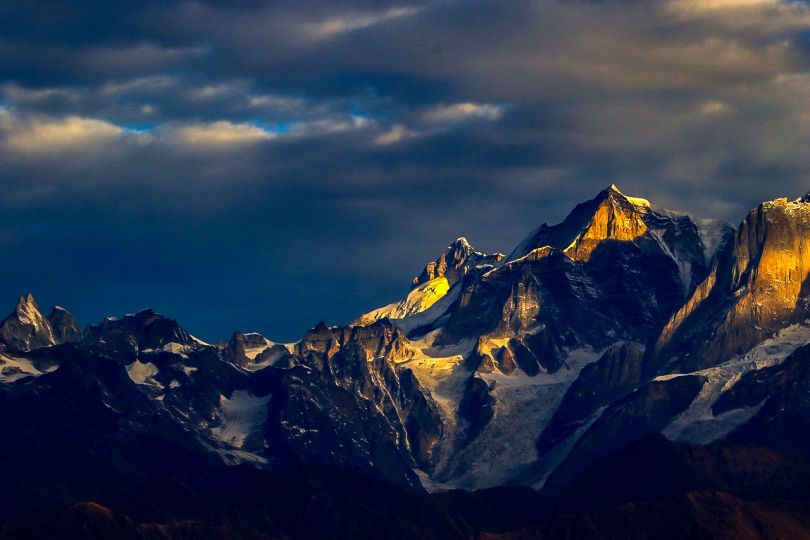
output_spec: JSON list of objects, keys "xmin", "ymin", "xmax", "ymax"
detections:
[
  {"xmin": 424, "ymin": 347, "xmax": 602, "ymax": 491},
  {"xmin": 0, "ymin": 353, "xmax": 43, "ymax": 382},
  {"xmin": 126, "ymin": 360, "xmax": 162, "ymax": 388},
  {"xmin": 211, "ymin": 390, "xmax": 272, "ymax": 450},
  {"xmin": 696, "ymin": 217, "xmax": 733, "ymax": 264},
  {"xmin": 357, "ymin": 276, "xmax": 451, "ymax": 327},
  {"xmin": 391, "ymin": 283, "xmax": 463, "ymax": 336},
  {"xmin": 661, "ymin": 323, "xmax": 810, "ymax": 443}
]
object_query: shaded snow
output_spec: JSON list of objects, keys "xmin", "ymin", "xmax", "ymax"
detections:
[
  {"xmin": 695, "ymin": 217, "xmax": 733, "ymax": 264},
  {"xmin": 424, "ymin": 347, "xmax": 602, "ymax": 490},
  {"xmin": 211, "ymin": 390, "xmax": 272, "ymax": 450},
  {"xmin": 661, "ymin": 323, "xmax": 810, "ymax": 444},
  {"xmin": 531, "ymin": 405, "xmax": 608, "ymax": 489},
  {"xmin": 649, "ymin": 228, "xmax": 692, "ymax": 294}
]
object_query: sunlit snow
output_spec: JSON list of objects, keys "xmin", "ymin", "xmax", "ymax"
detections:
[
  {"xmin": 0, "ymin": 353, "xmax": 43, "ymax": 382},
  {"xmin": 125, "ymin": 360, "xmax": 162, "ymax": 388}
]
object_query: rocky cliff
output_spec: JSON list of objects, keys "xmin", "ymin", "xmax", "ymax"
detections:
[{"xmin": 5, "ymin": 186, "xmax": 810, "ymax": 539}]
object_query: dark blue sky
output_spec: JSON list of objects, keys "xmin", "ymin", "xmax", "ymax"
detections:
[{"xmin": 2, "ymin": 0, "xmax": 810, "ymax": 342}]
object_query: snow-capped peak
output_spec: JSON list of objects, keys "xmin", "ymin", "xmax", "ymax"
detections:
[
  {"xmin": 505, "ymin": 184, "xmax": 653, "ymax": 263},
  {"xmin": 604, "ymin": 183, "xmax": 650, "ymax": 207},
  {"xmin": 452, "ymin": 236, "xmax": 473, "ymax": 249}
]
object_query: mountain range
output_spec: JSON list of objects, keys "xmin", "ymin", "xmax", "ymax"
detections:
[{"xmin": 3, "ymin": 185, "xmax": 810, "ymax": 538}]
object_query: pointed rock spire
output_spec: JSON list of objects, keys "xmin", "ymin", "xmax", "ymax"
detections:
[
  {"xmin": 597, "ymin": 183, "xmax": 651, "ymax": 208},
  {"xmin": 506, "ymin": 184, "xmax": 652, "ymax": 263},
  {"xmin": 0, "ymin": 293, "xmax": 57, "ymax": 351}
]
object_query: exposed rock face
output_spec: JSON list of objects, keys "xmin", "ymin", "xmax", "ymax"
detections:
[
  {"xmin": 544, "ymin": 375, "xmax": 704, "ymax": 492},
  {"xmin": 506, "ymin": 184, "xmax": 651, "ymax": 264},
  {"xmin": 342, "ymin": 185, "xmax": 736, "ymax": 490},
  {"xmin": 505, "ymin": 185, "xmax": 719, "ymax": 274},
  {"xmin": 264, "ymin": 320, "xmax": 443, "ymax": 487},
  {"xmin": 83, "ymin": 309, "xmax": 196, "ymax": 361},
  {"xmin": 441, "ymin": 185, "xmax": 724, "ymax": 362},
  {"xmin": 412, "ymin": 237, "xmax": 503, "ymax": 289},
  {"xmin": 654, "ymin": 196, "xmax": 810, "ymax": 373},
  {"xmin": 47, "ymin": 306, "xmax": 81, "ymax": 343},
  {"xmin": 537, "ymin": 342, "xmax": 646, "ymax": 455},
  {"xmin": 357, "ymin": 238, "xmax": 503, "ymax": 327},
  {"xmin": 8, "ymin": 184, "xmax": 810, "ymax": 532},
  {"xmin": 713, "ymin": 343, "xmax": 810, "ymax": 418},
  {"xmin": 713, "ymin": 344, "xmax": 810, "ymax": 460},
  {"xmin": 225, "ymin": 331, "xmax": 273, "ymax": 367},
  {"xmin": 457, "ymin": 376, "xmax": 495, "ymax": 445},
  {"xmin": 0, "ymin": 294, "xmax": 57, "ymax": 351}
]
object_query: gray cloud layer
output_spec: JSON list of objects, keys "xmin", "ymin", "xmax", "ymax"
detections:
[{"xmin": 1, "ymin": 0, "xmax": 809, "ymax": 340}]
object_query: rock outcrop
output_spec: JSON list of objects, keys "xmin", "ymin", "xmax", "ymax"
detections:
[
  {"xmin": 412, "ymin": 237, "xmax": 503, "ymax": 289},
  {"xmin": 47, "ymin": 306, "xmax": 81, "ymax": 344},
  {"xmin": 654, "ymin": 196, "xmax": 810, "ymax": 373},
  {"xmin": 0, "ymin": 294, "xmax": 57, "ymax": 351},
  {"xmin": 5, "ymin": 186, "xmax": 810, "ymax": 512}
]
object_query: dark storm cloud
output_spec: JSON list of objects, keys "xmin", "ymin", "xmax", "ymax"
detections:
[{"xmin": 1, "ymin": 0, "xmax": 810, "ymax": 340}]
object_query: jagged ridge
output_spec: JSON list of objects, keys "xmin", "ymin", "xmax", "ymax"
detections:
[{"xmin": 3, "ymin": 185, "xmax": 810, "ymax": 511}]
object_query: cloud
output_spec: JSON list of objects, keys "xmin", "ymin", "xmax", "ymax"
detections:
[
  {"xmin": 2, "ymin": 114, "xmax": 128, "ymax": 154},
  {"xmin": 669, "ymin": 0, "xmax": 781, "ymax": 13},
  {"xmin": 99, "ymin": 76, "xmax": 179, "ymax": 98},
  {"xmin": 374, "ymin": 123, "xmax": 418, "ymax": 145},
  {"xmin": 313, "ymin": 6, "xmax": 423, "ymax": 38},
  {"xmin": 421, "ymin": 102, "xmax": 505, "ymax": 124},
  {"xmin": 698, "ymin": 99, "xmax": 732, "ymax": 116},
  {"xmin": 1, "ymin": 0, "xmax": 810, "ymax": 340},
  {"xmin": 168, "ymin": 121, "xmax": 276, "ymax": 146}
]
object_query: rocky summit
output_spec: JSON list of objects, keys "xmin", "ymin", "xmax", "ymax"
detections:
[{"xmin": 5, "ymin": 186, "xmax": 810, "ymax": 539}]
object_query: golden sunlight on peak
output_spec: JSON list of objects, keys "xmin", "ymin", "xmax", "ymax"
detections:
[{"xmin": 565, "ymin": 195, "xmax": 649, "ymax": 262}]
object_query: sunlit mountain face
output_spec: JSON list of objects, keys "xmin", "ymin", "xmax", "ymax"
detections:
[
  {"xmin": 5, "ymin": 0, "xmax": 810, "ymax": 538},
  {"xmin": 3, "ymin": 186, "xmax": 810, "ymax": 538}
]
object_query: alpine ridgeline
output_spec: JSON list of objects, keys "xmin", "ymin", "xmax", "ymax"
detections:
[{"xmin": 7, "ymin": 185, "xmax": 810, "ymax": 539}]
